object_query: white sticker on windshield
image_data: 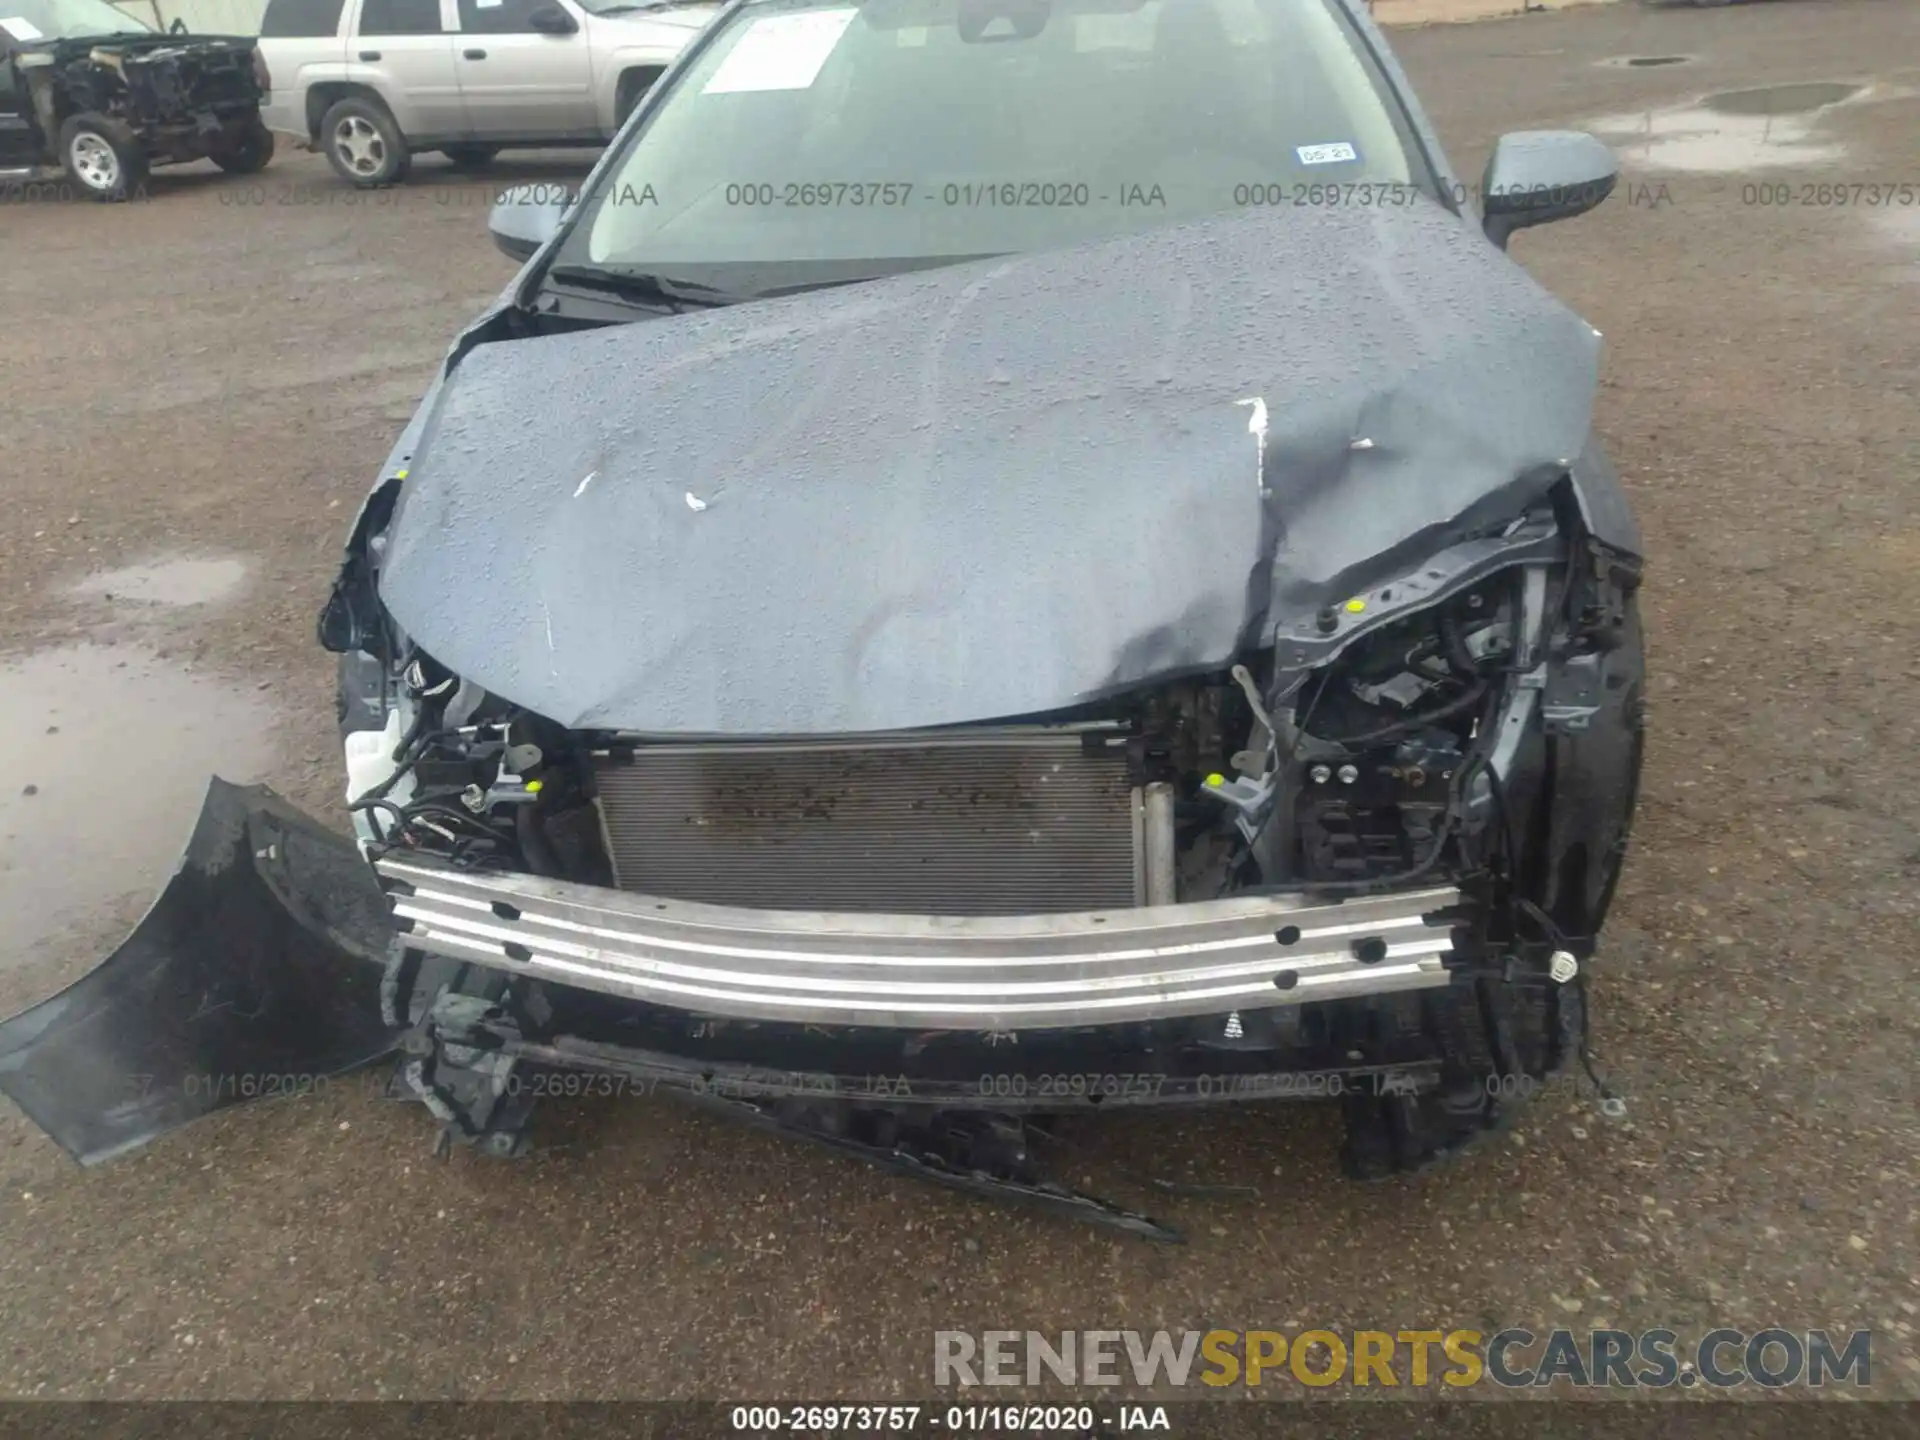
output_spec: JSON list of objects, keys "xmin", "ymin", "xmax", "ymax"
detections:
[
  {"xmin": 0, "ymin": 15, "xmax": 46, "ymax": 39},
  {"xmin": 1297, "ymin": 142, "xmax": 1360, "ymax": 166},
  {"xmin": 702, "ymin": 8, "xmax": 857, "ymax": 95}
]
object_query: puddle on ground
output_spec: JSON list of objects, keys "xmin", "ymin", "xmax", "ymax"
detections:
[
  {"xmin": 0, "ymin": 643, "xmax": 276, "ymax": 973},
  {"xmin": 1704, "ymin": 82, "xmax": 1863, "ymax": 117},
  {"xmin": 1586, "ymin": 81, "xmax": 1865, "ymax": 173},
  {"xmin": 69, "ymin": 555, "xmax": 249, "ymax": 607}
]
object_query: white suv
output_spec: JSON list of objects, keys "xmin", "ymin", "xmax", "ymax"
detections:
[{"xmin": 256, "ymin": 0, "xmax": 715, "ymax": 186}]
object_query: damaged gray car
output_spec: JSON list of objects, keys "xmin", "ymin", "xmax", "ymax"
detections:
[
  {"xmin": 0, "ymin": 0, "xmax": 1645, "ymax": 1238},
  {"xmin": 0, "ymin": 0, "xmax": 272, "ymax": 199}
]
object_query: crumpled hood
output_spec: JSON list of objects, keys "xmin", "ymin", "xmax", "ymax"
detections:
[{"xmin": 379, "ymin": 197, "xmax": 1600, "ymax": 735}]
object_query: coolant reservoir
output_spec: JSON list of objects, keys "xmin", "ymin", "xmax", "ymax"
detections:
[{"xmin": 344, "ymin": 707, "xmax": 416, "ymax": 851}]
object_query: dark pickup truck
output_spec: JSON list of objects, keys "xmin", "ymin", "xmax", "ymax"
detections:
[{"xmin": 1, "ymin": 0, "xmax": 272, "ymax": 199}]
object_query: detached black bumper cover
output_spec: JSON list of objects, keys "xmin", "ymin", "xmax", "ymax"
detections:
[{"xmin": 0, "ymin": 779, "xmax": 402, "ymax": 1164}]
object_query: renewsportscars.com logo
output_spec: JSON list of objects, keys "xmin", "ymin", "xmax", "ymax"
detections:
[{"xmin": 932, "ymin": 1328, "xmax": 1874, "ymax": 1390}]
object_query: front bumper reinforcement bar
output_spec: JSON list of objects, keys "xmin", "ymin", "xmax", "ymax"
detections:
[{"xmin": 377, "ymin": 856, "xmax": 1460, "ymax": 1030}]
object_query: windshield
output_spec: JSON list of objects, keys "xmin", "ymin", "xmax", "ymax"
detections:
[
  {"xmin": 0, "ymin": 0, "xmax": 154, "ymax": 40},
  {"xmin": 558, "ymin": 0, "xmax": 1431, "ymax": 294}
]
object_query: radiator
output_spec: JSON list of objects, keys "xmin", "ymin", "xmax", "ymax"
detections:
[{"xmin": 590, "ymin": 730, "xmax": 1143, "ymax": 916}]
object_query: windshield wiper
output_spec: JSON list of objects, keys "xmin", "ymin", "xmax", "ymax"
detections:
[
  {"xmin": 543, "ymin": 264, "xmax": 734, "ymax": 313},
  {"xmin": 748, "ymin": 259, "xmax": 1001, "ymax": 301}
]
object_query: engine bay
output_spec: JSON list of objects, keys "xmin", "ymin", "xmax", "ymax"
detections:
[{"xmin": 340, "ymin": 543, "xmax": 1538, "ymax": 915}]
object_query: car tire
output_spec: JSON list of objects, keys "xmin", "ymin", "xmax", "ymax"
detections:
[
  {"xmin": 212, "ymin": 117, "xmax": 276, "ymax": 175},
  {"xmin": 440, "ymin": 144, "xmax": 500, "ymax": 170},
  {"xmin": 321, "ymin": 96, "xmax": 411, "ymax": 188},
  {"xmin": 614, "ymin": 66, "xmax": 663, "ymax": 129},
  {"xmin": 59, "ymin": 114, "xmax": 148, "ymax": 202}
]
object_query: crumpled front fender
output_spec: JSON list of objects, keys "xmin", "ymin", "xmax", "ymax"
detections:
[{"xmin": 0, "ymin": 779, "xmax": 402, "ymax": 1164}]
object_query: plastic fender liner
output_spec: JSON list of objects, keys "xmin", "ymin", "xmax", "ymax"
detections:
[{"xmin": 0, "ymin": 779, "xmax": 403, "ymax": 1164}]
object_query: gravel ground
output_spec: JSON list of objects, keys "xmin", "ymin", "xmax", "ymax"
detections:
[{"xmin": 1, "ymin": 0, "xmax": 1916, "ymax": 1404}]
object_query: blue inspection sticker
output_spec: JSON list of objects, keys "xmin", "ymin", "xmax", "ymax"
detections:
[{"xmin": 1296, "ymin": 142, "xmax": 1361, "ymax": 166}]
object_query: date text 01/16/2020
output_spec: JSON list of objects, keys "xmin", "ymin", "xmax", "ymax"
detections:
[{"xmin": 728, "ymin": 1405, "xmax": 1172, "ymax": 1432}]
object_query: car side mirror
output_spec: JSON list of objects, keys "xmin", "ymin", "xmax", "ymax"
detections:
[
  {"xmin": 527, "ymin": 4, "xmax": 580, "ymax": 35},
  {"xmin": 1480, "ymin": 130, "xmax": 1618, "ymax": 250},
  {"xmin": 489, "ymin": 183, "xmax": 573, "ymax": 262}
]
